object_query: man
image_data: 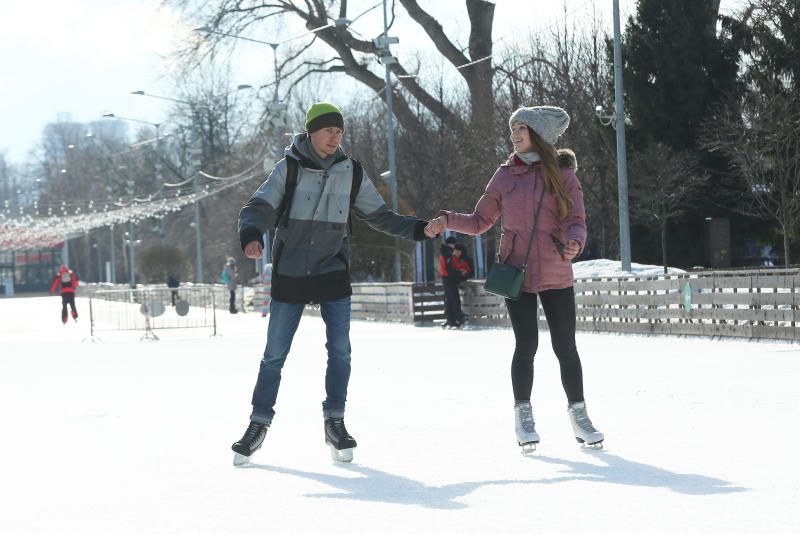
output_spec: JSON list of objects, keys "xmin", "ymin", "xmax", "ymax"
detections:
[
  {"xmin": 232, "ymin": 102, "xmax": 438, "ymax": 465},
  {"xmin": 166, "ymin": 273, "xmax": 180, "ymax": 307}
]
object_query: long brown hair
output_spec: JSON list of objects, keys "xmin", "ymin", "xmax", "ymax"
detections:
[{"xmin": 508, "ymin": 126, "xmax": 572, "ymax": 219}]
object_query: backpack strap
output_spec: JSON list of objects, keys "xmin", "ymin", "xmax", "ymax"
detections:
[
  {"xmin": 273, "ymin": 157, "xmax": 299, "ymax": 228},
  {"xmin": 348, "ymin": 158, "xmax": 364, "ymax": 236}
]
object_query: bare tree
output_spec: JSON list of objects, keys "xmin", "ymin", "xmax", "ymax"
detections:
[
  {"xmin": 628, "ymin": 143, "xmax": 708, "ymax": 273},
  {"xmin": 170, "ymin": 1, "xmax": 493, "ymax": 129},
  {"xmin": 701, "ymin": 87, "xmax": 800, "ymax": 267},
  {"xmin": 166, "ymin": 0, "xmax": 498, "ymax": 185}
]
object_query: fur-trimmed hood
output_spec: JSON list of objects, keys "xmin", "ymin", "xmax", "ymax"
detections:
[
  {"xmin": 557, "ymin": 148, "xmax": 577, "ymax": 171},
  {"xmin": 508, "ymin": 149, "xmax": 578, "ymax": 171}
]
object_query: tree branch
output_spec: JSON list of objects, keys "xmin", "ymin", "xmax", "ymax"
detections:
[{"xmin": 398, "ymin": 0, "xmax": 469, "ymax": 70}]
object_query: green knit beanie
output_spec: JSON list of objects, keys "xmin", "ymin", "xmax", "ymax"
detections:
[{"xmin": 305, "ymin": 102, "xmax": 345, "ymax": 133}]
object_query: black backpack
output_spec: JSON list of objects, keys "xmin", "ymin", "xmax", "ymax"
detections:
[{"xmin": 273, "ymin": 157, "xmax": 363, "ymax": 233}]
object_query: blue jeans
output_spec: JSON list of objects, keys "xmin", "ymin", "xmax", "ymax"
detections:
[{"xmin": 250, "ymin": 297, "xmax": 352, "ymax": 424}]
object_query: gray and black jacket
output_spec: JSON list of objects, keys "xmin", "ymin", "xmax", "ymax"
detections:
[{"xmin": 238, "ymin": 134, "xmax": 428, "ymax": 304}]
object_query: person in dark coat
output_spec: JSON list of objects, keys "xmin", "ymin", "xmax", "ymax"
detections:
[
  {"xmin": 439, "ymin": 237, "xmax": 473, "ymax": 328},
  {"xmin": 167, "ymin": 274, "xmax": 180, "ymax": 307}
]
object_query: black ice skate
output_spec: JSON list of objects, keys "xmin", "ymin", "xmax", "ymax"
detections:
[
  {"xmin": 231, "ymin": 421, "xmax": 269, "ymax": 466},
  {"xmin": 324, "ymin": 417, "xmax": 357, "ymax": 463}
]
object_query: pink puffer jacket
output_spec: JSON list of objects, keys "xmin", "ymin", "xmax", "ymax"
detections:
[{"xmin": 439, "ymin": 150, "xmax": 586, "ymax": 293}]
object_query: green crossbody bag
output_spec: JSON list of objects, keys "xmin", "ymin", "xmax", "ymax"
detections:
[{"xmin": 483, "ymin": 186, "xmax": 546, "ymax": 301}]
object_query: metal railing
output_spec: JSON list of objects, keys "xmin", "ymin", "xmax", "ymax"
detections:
[{"xmin": 88, "ymin": 287, "xmax": 217, "ymax": 340}]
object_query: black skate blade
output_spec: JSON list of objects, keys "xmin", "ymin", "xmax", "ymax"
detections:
[{"xmin": 518, "ymin": 441, "xmax": 538, "ymax": 454}]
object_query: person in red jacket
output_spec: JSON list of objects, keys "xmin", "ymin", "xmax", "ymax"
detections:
[
  {"xmin": 50, "ymin": 264, "xmax": 79, "ymax": 324},
  {"xmin": 426, "ymin": 105, "xmax": 604, "ymax": 452},
  {"xmin": 439, "ymin": 237, "xmax": 473, "ymax": 328}
]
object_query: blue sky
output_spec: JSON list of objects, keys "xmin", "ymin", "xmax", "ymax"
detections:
[{"xmin": 1, "ymin": 0, "xmax": 743, "ymax": 166}]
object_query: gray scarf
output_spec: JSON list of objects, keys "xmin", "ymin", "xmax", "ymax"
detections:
[
  {"xmin": 516, "ymin": 151, "xmax": 541, "ymax": 165},
  {"xmin": 300, "ymin": 135, "xmax": 339, "ymax": 170}
]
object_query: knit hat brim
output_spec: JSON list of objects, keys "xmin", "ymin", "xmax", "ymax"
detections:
[
  {"xmin": 305, "ymin": 102, "xmax": 345, "ymax": 133},
  {"xmin": 509, "ymin": 105, "xmax": 570, "ymax": 145},
  {"xmin": 306, "ymin": 111, "xmax": 344, "ymax": 133}
]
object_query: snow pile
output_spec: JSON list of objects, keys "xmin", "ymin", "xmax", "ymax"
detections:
[{"xmin": 573, "ymin": 258, "xmax": 686, "ymax": 279}]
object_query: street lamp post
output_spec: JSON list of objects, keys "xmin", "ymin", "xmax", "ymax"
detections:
[
  {"xmin": 593, "ymin": 2, "xmax": 632, "ymax": 272},
  {"xmin": 62, "ymin": 132, "xmax": 116, "ymax": 282},
  {"xmin": 612, "ymin": 0, "xmax": 632, "ymax": 272},
  {"xmin": 188, "ymin": 145, "xmax": 204, "ymax": 283},
  {"xmin": 130, "ymin": 87, "xmax": 252, "ymax": 283},
  {"xmin": 102, "ymin": 112, "xmax": 165, "ymax": 285},
  {"xmin": 374, "ymin": 0, "xmax": 402, "ymax": 281},
  {"xmin": 130, "ymin": 92, "xmax": 204, "ymax": 283},
  {"xmin": 126, "ymin": 175, "xmax": 137, "ymax": 288}
]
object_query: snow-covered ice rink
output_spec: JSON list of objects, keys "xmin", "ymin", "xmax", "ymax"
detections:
[{"xmin": 1, "ymin": 295, "xmax": 798, "ymax": 533}]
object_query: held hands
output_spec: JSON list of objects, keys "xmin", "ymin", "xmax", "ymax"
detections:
[
  {"xmin": 244, "ymin": 240, "xmax": 263, "ymax": 260},
  {"xmin": 424, "ymin": 215, "xmax": 447, "ymax": 237}
]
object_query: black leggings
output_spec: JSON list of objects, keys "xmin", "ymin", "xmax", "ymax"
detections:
[
  {"xmin": 61, "ymin": 293, "xmax": 77, "ymax": 322},
  {"xmin": 505, "ymin": 286, "xmax": 584, "ymax": 403}
]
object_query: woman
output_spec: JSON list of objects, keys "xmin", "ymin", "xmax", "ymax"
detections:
[{"xmin": 427, "ymin": 105, "xmax": 604, "ymax": 451}]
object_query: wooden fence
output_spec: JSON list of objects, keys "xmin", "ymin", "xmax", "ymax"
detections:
[
  {"xmin": 303, "ymin": 269, "xmax": 800, "ymax": 341},
  {"xmin": 302, "ymin": 282, "xmax": 422, "ymax": 323},
  {"xmin": 464, "ymin": 268, "xmax": 800, "ymax": 341}
]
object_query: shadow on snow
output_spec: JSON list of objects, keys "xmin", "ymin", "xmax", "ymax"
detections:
[
  {"xmin": 242, "ymin": 451, "xmax": 745, "ymax": 509},
  {"xmin": 528, "ymin": 451, "xmax": 747, "ymax": 495}
]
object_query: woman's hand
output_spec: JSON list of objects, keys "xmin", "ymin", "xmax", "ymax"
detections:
[
  {"xmin": 424, "ymin": 215, "xmax": 447, "ymax": 237},
  {"xmin": 563, "ymin": 239, "xmax": 581, "ymax": 261}
]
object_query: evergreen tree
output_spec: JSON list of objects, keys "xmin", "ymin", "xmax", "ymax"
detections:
[
  {"xmin": 621, "ymin": 0, "xmax": 740, "ymax": 151},
  {"xmin": 722, "ymin": 0, "xmax": 800, "ymax": 96},
  {"xmin": 618, "ymin": 0, "xmax": 741, "ymax": 267}
]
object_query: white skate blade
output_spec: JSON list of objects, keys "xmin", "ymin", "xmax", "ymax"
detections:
[
  {"xmin": 233, "ymin": 452, "xmax": 252, "ymax": 466},
  {"xmin": 519, "ymin": 441, "xmax": 538, "ymax": 454},
  {"xmin": 576, "ymin": 437, "xmax": 604, "ymax": 450},
  {"xmin": 328, "ymin": 443, "xmax": 354, "ymax": 463}
]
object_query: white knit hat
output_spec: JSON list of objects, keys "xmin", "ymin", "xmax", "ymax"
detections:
[{"xmin": 509, "ymin": 105, "xmax": 570, "ymax": 145}]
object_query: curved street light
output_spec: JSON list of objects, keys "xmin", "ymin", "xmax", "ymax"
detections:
[
  {"xmin": 128, "ymin": 85, "xmax": 253, "ymax": 284},
  {"xmin": 102, "ymin": 111, "xmax": 166, "ymax": 286}
]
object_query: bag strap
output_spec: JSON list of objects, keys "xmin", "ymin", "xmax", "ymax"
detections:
[
  {"xmin": 521, "ymin": 184, "xmax": 547, "ymax": 270},
  {"xmin": 348, "ymin": 158, "xmax": 363, "ymax": 235},
  {"xmin": 274, "ymin": 157, "xmax": 299, "ymax": 228}
]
